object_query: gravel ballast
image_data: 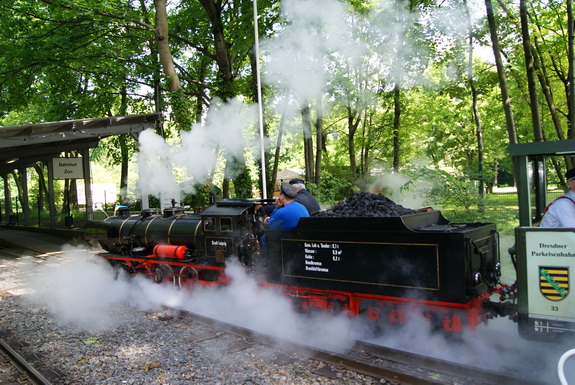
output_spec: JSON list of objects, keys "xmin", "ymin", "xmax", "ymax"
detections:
[{"xmin": 0, "ymin": 251, "xmax": 382, "ymax": 385}]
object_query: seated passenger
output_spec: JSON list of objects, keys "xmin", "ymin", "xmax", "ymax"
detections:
[
  {"xmin": 265, "ymin": 182, "xmax": 309, "ymax": 231},
  {"xmin": 289, "ymin": 178, "xmax": 320, "ymax": 215},
  {"xmin": 540, "ymin": 168, "xmax": 575, "ymax": 228}
]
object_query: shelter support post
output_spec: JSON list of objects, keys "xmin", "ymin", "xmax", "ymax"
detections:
[
  {"xmin": 3, "ymin": 173, "xmax": 11, "ymax": 224},
  {"xmin": 3, "ymin": 175, "xmax": 8, "ymax": 219},
  {"xmin": 19, "ymin": 167, "xmax": 30, "ymax": 226},
  {"xmin": 1, "ymin": 174, "xmax": 6, "ymax": 224},
  {"xmin": 47, "ymin": 160, "xmax": 56, "ymax": 229},
  {"xmin": 81, "ymin": 149, "xmax": 93, "ymax": 221}
]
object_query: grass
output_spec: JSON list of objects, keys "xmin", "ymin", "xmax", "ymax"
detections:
[{"xmin": 436, "ymin": 189, "xmax": 568, "ymax": 237}]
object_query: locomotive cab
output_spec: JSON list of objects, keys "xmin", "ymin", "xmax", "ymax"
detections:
[{"xmin": 199, "ymin": 199, "xmax": 266, "ymax": 267}]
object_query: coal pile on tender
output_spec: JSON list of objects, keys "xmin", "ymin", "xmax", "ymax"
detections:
[{"xmin": 314, "ymin": 192, "xmax": 418, "ymax": 217}]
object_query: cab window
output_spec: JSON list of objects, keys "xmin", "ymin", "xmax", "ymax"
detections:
[
  {"xmin": 220, "ymin": 217, "xmax": 233, "ymax": 231},
  {"xmin": 204, "ymin": 217, "xmax": 216, "ymax": 231}
]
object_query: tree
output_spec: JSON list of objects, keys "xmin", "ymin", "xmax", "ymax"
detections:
[{"xmin": 484, "ymin": 0, "xmax": 518, "ymax": 152}]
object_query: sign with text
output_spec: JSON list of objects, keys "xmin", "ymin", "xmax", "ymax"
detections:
[
  {"xmin": 525, "ymin": 230, "xmax": 575, "ymax": 320},
  {"xmin": 52, "ymin": 158, "xmax": 84, "ymax": 179},
  {"xmin": 280, "ymin": 238, "xmax": 440, "ymax": 290}
]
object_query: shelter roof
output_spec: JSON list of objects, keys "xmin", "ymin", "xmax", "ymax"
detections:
[
  {"xmin": 0, "ymin": 113, "xmax": 160, "ymax": 174},
  {"xmin": 276, "ymin": 168, "xmax": 303, "ymax": 181}
]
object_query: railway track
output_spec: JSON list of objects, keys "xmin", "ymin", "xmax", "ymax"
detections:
[
  {"xmin": 0, "ymin": 242, "xmax": 559, "ymax": 384},
  {"xmin": 0, "ymin": 245, "xmax": 37, "ymax": 259},
  {"xmin": 0, "ymin": 336, "xmax": 55, "ymax": 385},
  {"xmin": 349, "ymin": 340, "xmax": 540, "ymax": 385},
  {"xmin": 173, "ymin": 307, "xmax": 540, "ymax": 385}
]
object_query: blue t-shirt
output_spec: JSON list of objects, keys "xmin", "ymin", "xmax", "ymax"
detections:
[{"xmin": 268, "ymin": 201, "xmax": 309, "ymax": 231}]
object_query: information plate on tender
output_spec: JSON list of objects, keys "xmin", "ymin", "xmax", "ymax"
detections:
[{"xmin": 280, "ymin": 239, "xmax": 439, "ymax": 289}]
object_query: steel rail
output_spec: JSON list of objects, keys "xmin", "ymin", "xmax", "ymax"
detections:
[
  {"xmin": 175, "ymin": 308, "xmax": 537, "ymax": 385},
  {"xmin": 351, "ymin": 340, "xmax": 540, "ymax": 385},
  {"xmin": 0, "ymin": 339, "xmax": 52, "ymax": 385}
]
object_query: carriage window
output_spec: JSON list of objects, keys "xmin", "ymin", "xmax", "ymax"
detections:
[
  {"xmin": 220, "ymin": 217, "xmax": 232, "ymax": 231},
  {"xmin": 204, "ymin": 217, "xmax": 216, "ymax": 231}
]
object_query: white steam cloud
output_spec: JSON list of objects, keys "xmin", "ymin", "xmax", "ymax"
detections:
[
  {"xmin": 22, "ymin": 248, "xmax": 360, "ymax": 352},
  {"xmin": 137, "ymin": 98, "xmax": 258, "ymax": 199},
  {"xmin": 18, "ymin": 244, "xmax": 574, "ymax": 383}
]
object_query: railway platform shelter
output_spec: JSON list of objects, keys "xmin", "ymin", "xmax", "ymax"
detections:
[
  {"xmin": 0, "ymin": 113, "xmax": 161, "ymax": 229},
  {"xmin": 510, "ymin": 139, "xmax": 575, "ymax": 226}
]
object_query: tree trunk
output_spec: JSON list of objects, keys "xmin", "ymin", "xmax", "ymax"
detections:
[
  {"xmin": 301, "ymin": 103, "xmax": 314, "ymax": 182},
  {"xmin": 119, "ymin": 86, "xmax": 130, "ymax": 203},
  {"xmin": 315, "ymin": 94, "xmax": 323, "ymax": 189},
  {"xmin": 531, "ymin": 35, "xmax": 574, "ymax": 171},
  {"xmin": 154, "ymin": 0, "xmax": 180, "ymax": 92},
  {"xmin": 360, "ymin": 109, "xmax": 375, "ymax": 176},
  {"xmin": 485, "ymin": 0, "xmax": 518, "ymax": 146},
  {"xmin": 568, "ymin": 0, "xmax": 575, "ymax": 139},
  {"xmin": 271, "ymin": 112, "xmax": 286, "ymax": 192},
  {"xmin": 392, "ymin": 86, "xmax": 401, "ymax": 172},
  {"xmin": 347, "ymin": 107, "xmax": 361, "ymax": 177},
  {"xmin": 33, "ymin": 162, "xmax": 49, "ymax": 210},
  {"xmin": 519, "ymin": 0, "xmax": 544, "ymax": 142},
  {"xmin": 198, "ymin": 0, "xmax": 234, "ymax": 100},
  {"xmin": 11, "ymin": 171, "xmax": 23, "ymax": 216},
  {"xmin": 119, "ymin": 135, "xmax": 130, "ymax": 203},
  {"xmin": 198, "ymin": 0, "xmax": 240, "ymax": 197},
  {"xmin": 463, "ymin": 0, "xmax": 484, "ymax": 198}
]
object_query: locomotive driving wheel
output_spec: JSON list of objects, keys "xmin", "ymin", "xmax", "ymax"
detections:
[
  {"xmin": 179, "ymin": 266, "xmax": 199, "ymax": 289},
  {"xmin": 154, "ymin": 264, "xmax": 174, "ymax": 284}
]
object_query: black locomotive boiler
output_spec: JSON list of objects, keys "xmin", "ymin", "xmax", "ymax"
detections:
[{"xmin": 85, "ymin": 193, "xmax": 507, "ymax": 334}]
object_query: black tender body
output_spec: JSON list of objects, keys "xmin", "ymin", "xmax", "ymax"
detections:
[{"xmin": 264, "ymin": 211, "xmax": 499, "ymax": 304}]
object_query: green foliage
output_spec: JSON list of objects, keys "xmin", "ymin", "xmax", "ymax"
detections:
[
  {"xmin": 168, "ymin": 89, "xmax": 194, "ymax": 132},
  {"xmin": 181, "ymin": 184, "xmax": 215, "ymax": 209},
  {"xmin": 232, "ymin": 167, "xmax": 254, "ymax": 199},
  {"xmin": 1, "ymin": 0, "xmax": 574, "ymax": 224},
  {"xmin": 408, "ymin": 167, "xmax": 483, "ymax": 212},
  {"xmin": 312, "ymin": 170, "xmax": 356, "ymax": 205}
]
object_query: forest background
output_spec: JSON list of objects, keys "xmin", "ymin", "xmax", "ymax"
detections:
[{"xmin": 1, "ymin": 0, "xmax": 575, "ymax": 235}]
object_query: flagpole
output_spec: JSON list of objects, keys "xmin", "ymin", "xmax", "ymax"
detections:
[{"xmin": 253, "ymin": 0, "xmax": 267, "ymax": 199}]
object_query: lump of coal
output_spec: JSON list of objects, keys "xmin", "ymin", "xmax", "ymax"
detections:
[{"xmin": 313, "ymin": 192, "xmax": 417, "ymax": 217}]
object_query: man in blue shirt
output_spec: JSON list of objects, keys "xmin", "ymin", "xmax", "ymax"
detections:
[
  {"xmin": 266, "ymin": 182, "xmax": 309, "ymax": 231},
  {"xmin": 540, "ymin": 168, "xmax": 575, "ymax": 227}
]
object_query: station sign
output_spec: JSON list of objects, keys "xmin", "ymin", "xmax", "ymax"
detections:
[
  {"xmin": 52, "ymin": 158, "xmax": 84, "ymax": 179},
  {"xmin": 525, "ymin": 230, "xmax": 575, "ymax": 320}
]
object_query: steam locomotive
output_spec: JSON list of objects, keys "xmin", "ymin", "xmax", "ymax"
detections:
[{"xmin": 85, "ymin": 193, "xmax": 519, "ymax": 335}]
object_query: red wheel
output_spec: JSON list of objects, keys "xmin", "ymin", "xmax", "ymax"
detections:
[
  {"xmin": 154, "ymin": 264, "xmax": 174, "ymax": 284},
  {"xmin": 179, "ymin": 266, "xmax": 199, "ymax": 289}
]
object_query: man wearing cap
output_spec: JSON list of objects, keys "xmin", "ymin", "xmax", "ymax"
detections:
[
  {"xmin": 540, "ymin": 168, "xmax": 575, "ymax": 227},
  {"xmin": 289, "ymin": 178, "xmax": 321, "ymax": 215},
  {"xmin": 266, "ymin": 182, "xmax": 309, "ymax": 231}
]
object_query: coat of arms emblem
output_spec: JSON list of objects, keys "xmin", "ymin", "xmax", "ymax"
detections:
[{"xmin": 539, "ymin": 266, "xmax": 569, "ymax": 301}]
